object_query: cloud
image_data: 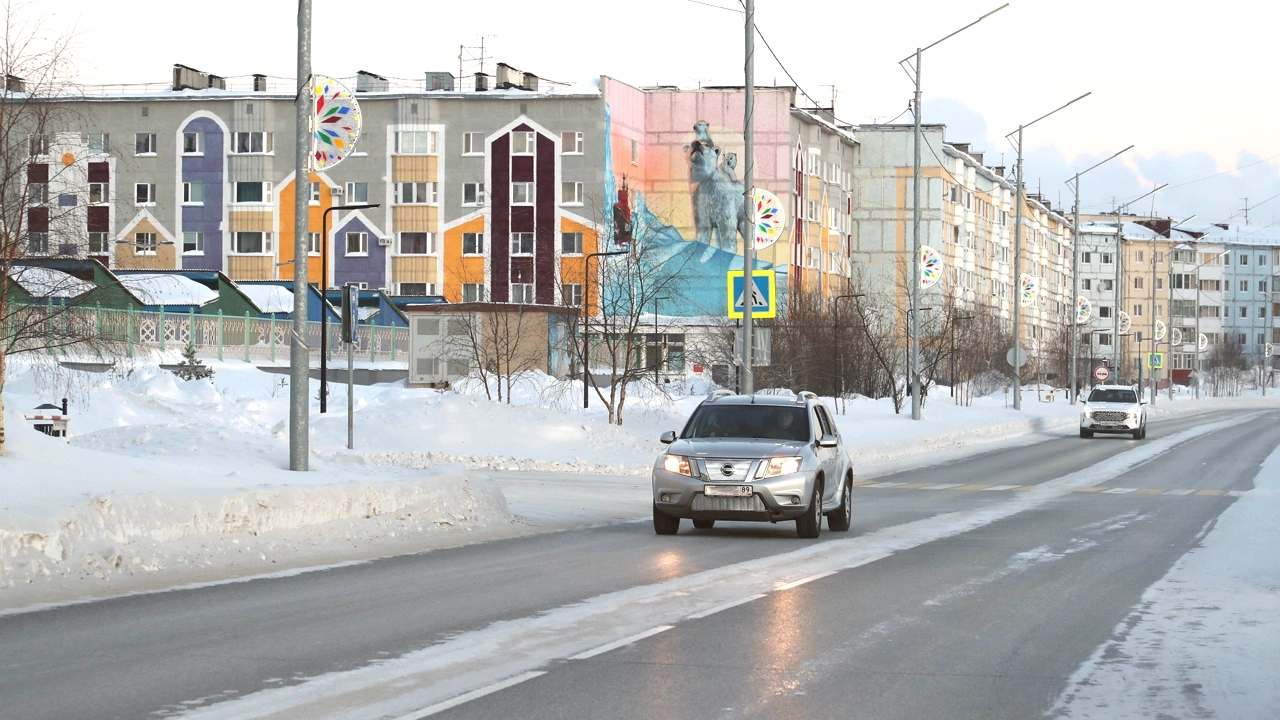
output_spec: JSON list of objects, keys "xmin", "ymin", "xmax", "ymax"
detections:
[{"xmin": 923, "ymin": 98, "xmax": 1280, "ymax": 227}]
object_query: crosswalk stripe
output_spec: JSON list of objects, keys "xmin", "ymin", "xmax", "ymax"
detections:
[
  {"xmin": 868, "ymin": 481, "xmax": 907, "ymax": 488},
  {"xmin": 1227, "ymin": 490, "xmax": 1247, "ymax": 497},
  {"xmin": 1134, "ymin": 488, "xmax": 1164, "ymax": 495}
]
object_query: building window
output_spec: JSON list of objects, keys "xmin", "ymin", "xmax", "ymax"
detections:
[
  {"xmin": 462, "ymin": 182, "xmax": 486, "ymax": 206},
  {"xmin": 1133, "ymin": 304, "xmax": 1143, "ymax": 317},
  {"xmin": 27, "ymin": 182, "xmax": 47, "ymax": 205},
  {"xmin": 561, "ymin": 182, "xmax": 583, "ymax": 206},
  {"xmin": 1099, "ymin": 306, "xmax": 1113, "ymax": 318},
  {"xmin": 346, "ymin": 182, "xmax": 368, "ymax": 203},
  {"xmin": 462, "ymin": 283, "xmax": 485, "ymax": 303},
  {"xmin": 231, "ymin": 131, "xmax": 273, "ymax": 154},
  {"xmin": 1097, "ymin": 333, "xmax": 1112, "ymax": 346},
  {"xmin": 87, "ymin": 232, "xmax": 109, "ymax": 255},
  {"xmin": 1241, "ymin": 280, "xmax": 1250, "ymax": 292},
  {"xmin": 310, "ymin": 182, "xmax": 321, "ymax": 204},
  {"xmin": 1081, "ymin": 279, "xmax": 1092, "ymax": 290},
  {"xmin": 232, "ymin": 231, "xmax": 271, "ymax": 254},
  {"xmin": 134, "ymin": 133, "xmax": 157, "ymax": 155},
  {"xmin": 512, "ymin": 182, "xmax": 535, "ymax": 205},
  {"xmin": 399, "ymin": 232, "xmax": 435, "ymax": 255},
  {"xmin": 463, "ymin": 132, "xmax": 485, "ymax": 156},
  {"xmin": 463, "ymin": 232, "xmax": 485, "ymax": 255},
  {"xmin": 1199, "ymin": 305, "xmax": 1222, "ymax": 318},
  {"xmin": 1134, "ymin": 276, "xmax": 1143, "ymax": 290},
  {"xmin": 235, "ymin": 181, "xmax": 271, "ymax": 204},
  {"xmin": 511, "ymin": 282, "xmax": 535, "ymax": 303},
  {"xmin": 183, "ymin": 231, "xmax": 204, "ymax": 254},
  {"xmin": 1260, "ymin": 254, "xmax": 1268, "ymax": 266},
  {"xmin": 1080, "ymin": 252, "xmax": 1092, "ymax": 264},
  {"xmin": 561, "ymin": 232, "xmax": 583, "ymax": 255},
  {"xmin": 89, "ymin": 183, "xmax": 108, "ymax": 204},
  {"xmin": 631, "ymin": 139, "xmax": 639, "ymax": 165},
  {"xmin": 1199, "ymin": 279, "xmax": 1222, "ymax": 292},
  {"xmin": 1240, "ymin": 254, "xmax": 1250, "ymax": 266},
  {"xmin": 1101, "ymin": 253, "xmax": 1113, "ymax": 264},
  {"xmin": 1100, "ymin": 279, "xmax": 1114, "ymax": 291},
  {"xmin": 183, "ymin": 182, "xmax": 204, "ymax": 205},
  {"xmin": 134, "ymin": 232, "xmax": 157, "ymax": 256},
  {"xmin": 511, "ymin": 131, "xmax": 536, "ymax": 155},
  {"xmin": 182, "ymin": 132, "xmax": 203, "ymax": 155},
  {"xmin": 399, "ymin": 282, "xmax": 435, "ymax": 296},
  {"xmin": 1240, "ymin": 306, "xmax": 1249, "ymax": 318},
  {"xmin": 562, "ymin": 131, "xmax": 584, "ymax": 154},
  {"xmin": 27, "ymin": 134, "xmax": 50, "ymax": 156},
  {"xmin": 135, "ymin": 183, "xmax": 156, "ymax": 206},
  {"xmin": 395, "ymin": 182, "xmax": 437, "ymax": 204},
  {"xmin": 562, "ymin": 283, "xmax": 582, "ymax": 307},
  {"xmin": 510, "ymin": 232, "xmax": 534, "ymax": 255},
  {"xmin": 345, "ymin": 231, "xmax": 369, "ymax": 256},
  {"xmin": 27, "ymin": 232, "xmax": 49, "ymax": 255},
  {"xmin": 396, "ymin": 131, "xmax": 438, "ymax": 154},
  {"xmin": 86, "ymin": 133, "xmax": 109, "ymax": 154},
  {"xmin": 1134, "ymin": 250, "xmax": 1144, "ymax": 264}
]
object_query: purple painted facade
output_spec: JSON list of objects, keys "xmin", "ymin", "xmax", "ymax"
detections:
[
  {"xmin": 490, "ymin": 133, "xmax": 512, "ymax": 303},
  {"xmin": 489, "ymin": 124, "xmax": 558, "ymax": 304},
  {"xmin": 333, "ymin": 215, "xmax": 387, "ymax": 289},
  {"xmin": 180, "ymin": 117, "xmax": 225, "ymax": 270}
]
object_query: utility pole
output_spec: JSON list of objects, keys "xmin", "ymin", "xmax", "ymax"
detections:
[
  {"xmin": 1113, "ymin": 213, "xmax": 1123, "ymax": 376},
  {"xmin": 741, "ymin": 0, "xmax": 755, "ymax": 395},
  {"xmin": 288, "ymin": 0, "xmax": 312, "ymax": 472},
  {"xmin": 1012, "ymin": 126, "xmax": 1025, "ymax": 409},
  {"xmin": 1150, "ymin": 227, "xmax": 1159, "ymax": 405}
]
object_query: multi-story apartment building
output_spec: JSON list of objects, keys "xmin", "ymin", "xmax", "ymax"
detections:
[{"xmin": 24, "ymin": 64, "xmax": 860, "ymax": 319}]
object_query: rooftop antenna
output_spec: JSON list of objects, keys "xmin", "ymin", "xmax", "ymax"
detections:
[
  {"xmin": 458, "ymin": 35, "xmax": 496, "ymax": 89},
  {"xmin": 1240, "ymin": 197, "xmax": 1250, "ymax": 225}
]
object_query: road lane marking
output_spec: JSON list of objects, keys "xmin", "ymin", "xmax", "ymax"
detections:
[
  {"xmin": 868, "ymin": 481, "xmax": 907, "ymax": 487},
  {"xmin": 921, "ymin": 483, "xmax": 964, "ymax": 490},
  {"xmin": 982, "ymin": 485, "xmax": 1021, "ymax": 491},
  {"xmin": 1227, "ymin": 490, "xmax": 1247, "ymax": 497},
  {"xmin": 1162, "ymin": 489, "xmax": 1196, "ymax": 495},
  {"xmin": 393, "ymin": 672, "xmax": 546, "ymax": 719},
  {"xmin": 569, "ymin": 625, "xmax": 675, "ymax": 660},
  {"xmin": 686, "ymin": 594, "xmax": 767, "ymax": 620},
  {"xmin": 1196, "ymin": 489, "xmax": 1224, "ymax": 496},
  {"xmin": 1135, "ymin": 488, "xmax": 1164, "ymax": 495},
  {"xmin": 1073, "ymin": 487, "xmax": 1105, "ymax": 493},
  {"xmin": 956, "ymin": 484, "xmax": 991, "ymax": 490},
  {"xmin": 775, "ymin": 571, "xmax": 836, "ymax": 591},
  {"xmin": 1103, "ymin": 488, "xmax": 1138, "ymax": 494}
]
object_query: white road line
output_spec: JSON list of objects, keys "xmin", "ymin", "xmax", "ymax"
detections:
[
  {"xmin": 922, "ymin": 483, "xmax": 964, "ymax": 490},
  {"xmin": 1162, "ymin": 489, "xmax": 1196, "ymax": 496},
  {"xmin": 982, "ymin": 485, "xmax": 1021, "ymax": 491},
  {"xmin": 392, "ymin": 671, "xmax": 546, "ymax": 720},
  {"xmin": 1103, "ymin": 488, "xmax": 1138, "ymax": 494},
  {"xmin": 775, "ymin": 571, "xmax": 836, "ymax": 591},
  {"xmin": 569, "ymin": 625, "xmax": 674, "ymax": 660},
  {"xmin": 686, "ymin": 594, "xmax": 767, "ymax": 620},
  {"xmin": 1227, "ymin": 490, "xmax": 1247, "ymax": 497},
  {"xmin": 869, "ymin": 481, "xmax": 907, "ymax": 487}
]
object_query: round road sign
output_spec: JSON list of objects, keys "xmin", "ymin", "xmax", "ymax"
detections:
[{"xmin": 1094, "ymin": 366, "xmax": 1111, "ymax": 382}]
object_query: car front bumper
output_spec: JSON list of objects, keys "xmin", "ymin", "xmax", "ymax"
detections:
[
  {"xmin": 651, "ymin": 467, "xmax": 816, "ymax": 522},
  {"xmin": 1081, "ymin": 415, "xmax": 1142, "ymax": 433}
]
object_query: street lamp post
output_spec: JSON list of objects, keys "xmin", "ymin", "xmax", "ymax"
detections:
[
  {"xmin": 1005, "ymin": 92, "xmax": 1091, "ymax": 411},
  {"xmin": 319, "ymin": 202, "xmax": 379, "ymax": 413},
  {"xmin": 289, "ymin": 0, "xmax": 312, "ymax": 472},
  {"xmin": 901, "ymin": 2, "xmax": 1008, "ymax": 421},
  {"xmin": 1066, "ymin": 145, "xmax": 1133, "ymax": 404},
  {"xmin": 581, "ymin": 249, "xmax": 628, "ymax": 409}
]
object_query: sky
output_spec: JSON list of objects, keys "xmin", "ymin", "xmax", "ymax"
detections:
[{"xmin": 29, "ymin": 0, "xmax": 1280, "ymax": 226}]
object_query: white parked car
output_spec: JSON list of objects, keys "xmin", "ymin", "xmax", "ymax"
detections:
[{"xmin": 1080, "ymin": 385, "xmax": 1147, "ymax": 439}]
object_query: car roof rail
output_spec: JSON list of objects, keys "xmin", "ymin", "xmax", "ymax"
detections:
[
  {"xmin": 796, "ymin": 391, "xmax": 818, "ymax": 403},
  {"xmin": 707, "ymin": 389, "xmax": 735, "ymax": 401}
]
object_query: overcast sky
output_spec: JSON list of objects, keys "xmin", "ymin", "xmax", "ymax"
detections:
[{"xmin": 36, "ymin": 0, "xmax": 1280, "ymax": 225}]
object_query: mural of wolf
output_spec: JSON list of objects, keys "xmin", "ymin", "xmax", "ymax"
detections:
[{"xmin": 687, "ymin": 121, "xmax": 749, "ymax": 252}]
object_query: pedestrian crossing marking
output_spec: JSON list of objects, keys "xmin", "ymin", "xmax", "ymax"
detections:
[
  {"xmin": 1073, "ymin": 487, "xmax": 1105, "ymax": 493},
  {"xmin": 922, "ymin": 483, "xmax": 964, "ymax": 490},
  {"xmin": 1162, "ymin": 489, "xmax": 1196, "ymax": 496},
  {"xmin": 1134, "ymin": 488, "xmax": 1164, "ymax": 495},
  {"xmin": 1103, "ymin": 488, "xmax": 1137, "ymax": 494}
]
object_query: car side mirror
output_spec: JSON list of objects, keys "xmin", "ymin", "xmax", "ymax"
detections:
[
  {"xmin": 818, "ymin": 434, "xmax": 838, "ymax": 448},
  {"xmin": 660, "ymin": 431, "xmax": 677, "ymax": 445}
]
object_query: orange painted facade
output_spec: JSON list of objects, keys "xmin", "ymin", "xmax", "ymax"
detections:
[{"xmin": 276, "ymin": 172, "xmax": 335, "ymax": 284}]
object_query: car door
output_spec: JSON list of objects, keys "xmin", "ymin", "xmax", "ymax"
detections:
[{"xmin": 813, "ymin": 404, "xmax": 840, "ymax": 506}]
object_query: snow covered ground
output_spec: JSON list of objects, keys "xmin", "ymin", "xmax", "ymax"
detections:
[
  {"xmin": 1050, "ymin": 443, "xmax": 1280, "ymax": 718},
  {"xmin": 1, "ymin": 355, "xmax": 1275, "ymax": 612}
]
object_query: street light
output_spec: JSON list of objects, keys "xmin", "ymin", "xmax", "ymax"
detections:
[
  {"xmin": 833, "ymin": 293, "xmax": 866, "ymax": 400},
  {"xmin": 319, "ymin": 202, "xmax": 380, "ymax": 414},
  {"xmin": 901, "ymin": 2, "xmax": 1009, "ymax": 421},
  {"xmin": 1065, "ymin": 144, "xmax": 1133, "ymax": 404},
  {"xmin": 582, "ymin": 249, "xmax": 628, "ymax": 408},
  {"xmin": 1005, "ymin": 91, "xmax": 1091, "ymax": 411}
]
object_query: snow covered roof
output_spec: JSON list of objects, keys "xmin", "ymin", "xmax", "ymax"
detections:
[
  {"xmin": 238, "ymin": 284, "xmax": 295, "ymax": 314},
  {"xmin": 6, "ymin": 266, "xmax": 94, "ymax": 299},
  {"xmin": 117, "ymin": 274, "xmax": 217, "ymax": 307},
  {"xmin": 1182, "ymin": 224, "xmax": 1280, "ymax": 247},
  {"xmin": 357, "ymin": 306, "xmax": 379, "ymax": 322},
  {"xmin": 1078, "ymin": 221, "xmax": 1199, "ymax": 241}
]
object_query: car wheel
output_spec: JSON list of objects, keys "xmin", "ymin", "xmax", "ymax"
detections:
[
  {"xmin": 692, "ymin": 519, "xmax": 715, "ymax": 529},
  {"xmin": 1137, "ymin": 424, "xmax": 1147, "ymax": 440},
  {"xmin": 653, "ymin": 505, "xmax": 680, "ymax": 535},
  {"xmin": 1080, "ymin": 428, "xmax": 1094, "ymax": 439},
  {"xmin": 796, "ymin": 482, "xmax": 823, "ymax": 539},
  {"xmin": 1132, "ymin": 426, "xmax": 1143, "ymax": 440},
  {"xmin": 827, "ymin": 475, "xmax": 853, "ymax": 532}
]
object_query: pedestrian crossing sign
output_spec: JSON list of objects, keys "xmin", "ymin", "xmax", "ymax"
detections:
[
  {"xmin": 727, "ymin": 269, "xmax": 777, "ymax": 319},
  {"xmin": 1147, "ymin": 352, "xmax": 1164, "ymax": 370}
]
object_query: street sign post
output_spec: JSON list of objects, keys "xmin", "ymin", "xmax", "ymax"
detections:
[
  {"xmin": 1005, "ymin": 346, "xmax": 1028, "ymax": 369},
  {"xmin": 1094, "ymin": 365, "xmax": 1111, "ymax": 383},
  {"xmin": 341, "ymin": 283, "xmax": 359, "ymax": 450},
  {"xmin": 1147, "ymin": 352, "xmax": 1164, "ymax": 370},
  {"xmin": 727, "ymin": 270, "xmax": 776, "ymax": 319}
]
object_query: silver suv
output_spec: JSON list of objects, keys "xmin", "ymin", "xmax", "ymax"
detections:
[
  {"xmin": 652, "ymin": 391, "xmax": 854, "ymax": 538},
  {"xmin": 1080, "ymin": 385, "xmax": 1147, "ymax": 439}
]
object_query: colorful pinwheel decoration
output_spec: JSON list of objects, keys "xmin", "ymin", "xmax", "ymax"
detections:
[
  {"xmin": 312, "ymin": 76, "xmax": 361, "ymax": 170},
  {"xmin": 1019, "ymin": 274, "xmax": 1039, "ymax": 307},
  {"xmin": 1118, "ymin": 311, "xmax": 1132, "ymax": 335},
  {"xmin": 752, "ymin": 188, "xmax": 785, "ymax": 251},
  {"xmin": 920, "ymin": 246, "xmax": 942, "ymax": 288},
  {"xmin": 1076, "ymin": 295, "xmax": 1092, "ymax": 324},
  {"xmin": 1199, "ymin": 332, "xmax": 1209, "ymax": 351},
  {"xmin": 1171, "ymin": 327, "xmax": 1184, "ymax": 346},
  {"xmin": 1155, "ymin": 320, "xmax": 1167, "ymax": 342}
]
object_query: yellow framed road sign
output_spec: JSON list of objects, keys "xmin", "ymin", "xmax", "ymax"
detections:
[
  {"xmin": 1147, "ymin": 352, "xmax": 1164, "ymax": 369},
  {"xmin": 727, "ymin": 269, "xmax": 777, "ymax": 319}
]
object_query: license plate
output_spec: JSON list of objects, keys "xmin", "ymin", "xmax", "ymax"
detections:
[{"xmin": 704, "ymin": 485, "xmax": 753, "ymax": 497}]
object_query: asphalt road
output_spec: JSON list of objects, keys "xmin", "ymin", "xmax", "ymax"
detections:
[{"xmin": 0, "ymin": 408, "xmax": 1273, "ymax": 720}]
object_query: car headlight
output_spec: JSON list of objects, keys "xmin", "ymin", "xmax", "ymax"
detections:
[
  {"xmin": 1081, "ymin": 408, "xmax": 1092, "ymax": 418},
  {"xmin": 757, "ymin": 456, "xmax": 803, "ymax": 478},
  {"xmin": 662, "ymin": 454, "xmax": 693, "ymax": 477}
]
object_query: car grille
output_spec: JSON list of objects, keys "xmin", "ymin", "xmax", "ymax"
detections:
[
  {"xmin": 696, "ymin": 459, "xmax": 757, "ymax": 481},
  {"xmin": 1093, "ymin": 411, "xmax": 1128, "ymax": 423},
  {"xmin": 692, "ymin": 494, "xmax": 767, "ymax": 512}
]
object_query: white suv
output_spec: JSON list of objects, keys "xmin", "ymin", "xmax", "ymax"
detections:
[{"xmin": 1080, "ymin": 385, "xmax": 1147, "ymax": 439}]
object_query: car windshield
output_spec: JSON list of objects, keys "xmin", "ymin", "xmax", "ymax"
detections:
[
  {"xmin": 1089, "ymin": 388, "xmax": 1138, "ymax": 404},
  {"xmin": 681, "ymin": 405, "xmax": 811, "ymax": 442}
]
